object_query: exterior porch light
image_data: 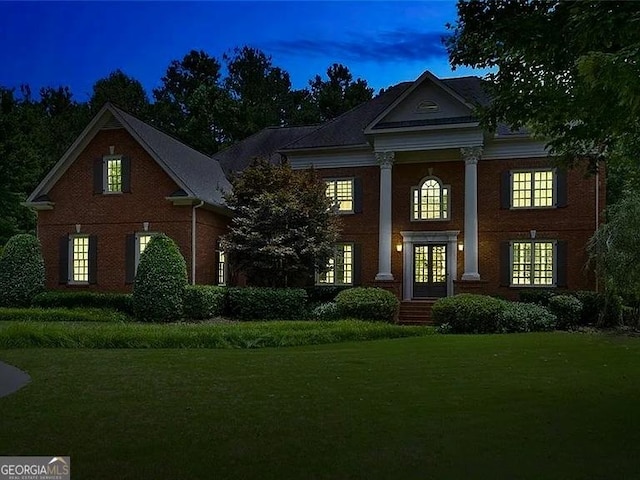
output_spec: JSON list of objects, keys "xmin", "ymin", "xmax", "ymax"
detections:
[
  {"xmin": 143, "ymin": 221, "xmax": 149, "ymax": 232},
  {"xmin": 458, "ymin": 242, "xmax": 464, "ymax": 252},
  {"xmin": 395, "ymin": 243, "xmax": 402, "ymax": 253},
  {"xmin": 75, "ymin": 223, "xmax": 81, "ymax": 233}
]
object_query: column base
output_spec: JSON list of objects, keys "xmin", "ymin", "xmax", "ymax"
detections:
[
  {"xmin": 374, "ymin": 273, "xmax": 394, "ymax": 281},
  {"xmin": 461, "ymin": 272, "xmax": 481, "ymax": 281}
]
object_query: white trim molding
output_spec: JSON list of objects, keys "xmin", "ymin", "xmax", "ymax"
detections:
[{"xmin": 401, "ymin": 230, "xmax": 459, "ymax": 300}]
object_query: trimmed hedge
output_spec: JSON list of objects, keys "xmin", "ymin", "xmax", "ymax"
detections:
[
  {"xmin": 549, "ymin": 295, "xmax": 583, "ymax": 329},
  {"xmin": 431, "ymin": 294, "xmax": 507, "ymax": 333},
  {"xmin": 183, "ymin": 285, "xmax": 226, "ymax": 320},
  {"xmin": 498, "ymin": 302, "xmax": 557, "ymax": 333},
  {"xmin": 0, "ymin": 234, "xmax": 45, "ymax": 307},
  {"xmin": 305, "ymin": 286, "xmax": 351, "ymax": 304},
  {"xmin": 32, "ymin": 291, "xmax": 133, "ymax": 315},
  {"xmin": 133, "ymin": 234, "xmax": 188, "ymax": 322},
  {"xmin": 335, "ymin": 287, "xmax": 399, "ymax": 322},
  {"xmin": 518, "ymin": 289, "xmax": 557, "ymax": 306},
  {"xmin": 226, "ymin": 287, "xmax": 307, "ymax": 320}
]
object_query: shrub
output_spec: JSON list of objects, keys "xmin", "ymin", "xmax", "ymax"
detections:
[
  {"xmin": 305, "ymin": 286, "xmax": 351, "ymax": 304},
  {"xmin": 133, "ymin": 234, "xmax": 187, "ymax": 322},
  {"xmin": 548, "ymin": 295, "xmax": 583, "ymax": 329},
  {"xmin": 310, "ymin": 302, "xmax": 340, "ymax": 321},
  {"xmin": 431, "ymin": 294, "xmax": 507, "ymax": 333},
  {"xmin": 0, "ymin": 234, "xmax": 45, "ymax": 307},
  {"xmin": 334, "ymin": 287, "xmax": 399, "ymax": 322},
  {"xmin": 32, "ymin": 291, "xmax": 133, "ymax": 314},
  {"xmin": 183, "ymin": 285, "xmax": 226, "ymax": 320},
  {"xmin": 497, "ymin": 302, "xmax": 557, "ymax": 333},
  {"xmin": 518, "ymin": 289, "xmax": 557, "ymax": 306},
  {"xmin": 598, "ymin": 292, "xmax": 623, "ymax": 328},
  {"xmin": 570, "ymin": 290, "xmax": 601, "ymax": 326},
  {"xmin": 226, "ymin": 287, "xmax": 307, "ymax": 320}
]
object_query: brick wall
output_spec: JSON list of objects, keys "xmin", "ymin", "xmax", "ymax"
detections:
[{"xmin": 38, "ymin": 128, "xmax": 228, "ymax": 292}]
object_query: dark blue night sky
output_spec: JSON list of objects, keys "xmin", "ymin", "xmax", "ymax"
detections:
[{"xmin": 0, "ymin": 1, "xmax": 484, "ymax": 101}]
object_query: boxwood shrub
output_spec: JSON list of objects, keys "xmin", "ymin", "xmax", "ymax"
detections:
[
  {"xmin": 310, "ymin": 302, "xmax": 340, "ymax": 321},
  {"xmin": 0, "ymin": 234, "xmax": 46, "ymax": 307},
  {"xmin": 548, "ymin": 294, "xmax": 583, "ymax": 329},
  {"xmin": 431, "ymin": 294, "xmax": 507, "ymax": 333},
  {"xmin": 334, "ymin": 287, "xmax": 399, "ymax": 322},
  {"xmin": 32, "ymin": 291, "xmax": 133, "ymax": 315},
  {"xmin": 497, "ymin": 302, "xmax": 557, "ymax": 333},
  {"xmin": 183, "ymin": 285, "xmax": 226, "ymax": 320},
  {"xmin": 133, "ymin": 234, "xmax": 187, "ymax": 322},
  {"xmin": 518, "ymin": 289, "xmax": 557, "ymax": 306},
  {"xmin": 226, "ymin": 287, "xmax": 307, "ymax": 320}
]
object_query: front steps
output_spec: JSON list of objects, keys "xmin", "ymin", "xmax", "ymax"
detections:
[{"xmin": 398, "ymin": 300, "xmax": 437, "ymax": 325}]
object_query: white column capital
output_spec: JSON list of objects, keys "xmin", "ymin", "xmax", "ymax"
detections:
[
  {"xmin": 461, "ymin": 146, "xmax": 483, "ymax": 165},
  {"xmin": 375, "ymin": 151, "xmax": 395, "ymax": 169}
]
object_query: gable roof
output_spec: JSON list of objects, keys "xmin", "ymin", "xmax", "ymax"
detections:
[
  {"xmin": 26, "ymin": 103, "xmax": 231, "ymax": 209},
  {"xmin": 280, "ymin": 82, "xmax": 413, "ymax": 151},
  {"xmin": 213, "ymin": 124, "xmax": 320, "ymax": 175}
]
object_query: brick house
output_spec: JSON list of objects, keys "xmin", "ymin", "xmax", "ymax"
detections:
[
  {"xmin": 26, "ymin": 71, "xmax": 604, "ymax": 322},
  {"xmin": 24, "ymin": 103, "xmax": 232, "ymax": 291}
]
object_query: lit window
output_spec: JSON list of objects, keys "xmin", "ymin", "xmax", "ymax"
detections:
[
  {"xmin": 104, "ymin": 156, "xmax": 122, "ymax": 193},
  {"xmin": 511, "ymin": 241, "xmax": 555, "ymax": 286},
  {"xmin": 512, "ymin": 169, "xmax": 554, "ymax": 208},
  {"xmin": 135, "ymin": 233, "xmax": 155, "ymax": 272},
  {"xmin": 325, "ymin": 179, "xmax": 354, "ymax": 213},
  {"xmin": 411, "ymin": 177, "xmax": 449, "ymax": 220},
  {"xmin": 317, "ymin": 244, "xmax": 353, "ymax": 286},
  {"xmin": 70, "ymin": 235, "xmax": 90, "ymax": 283},
  {"xmin": 217, "ymin": 249, "xmax": 226, "ymax": 286}
]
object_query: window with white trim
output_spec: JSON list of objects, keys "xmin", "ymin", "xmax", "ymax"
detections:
[
  {"xmin": 511, "ymin": 240, "xmax": 555, "ymax": 286},
  {"xmin": 135, "ymin": 233, "xmax": 155, "ymax": 272},
  {"xmin": 411, "ymin": 176, "xmax": 449, "ymax": 220},
  {"xmin": 512, "ymin": 169, "xmax": 555, "ymax": 208},
  {"xmin": 70, "ymin": 235, "xmax": 90, "ymax": 283},
  {"xmin": 325, "ymin": 179, "xmax": 354, "ymax": 213},
  {"xmin": 104, "ymin": 155, "xmax": 122, "ymax": 193},
  {"xmin": 317, "ymin": 244, "xmax": 353, "ymax": 286},
  {"xmin": 217, "ymin": 249, "xmax": 227, "ymax": 286}
]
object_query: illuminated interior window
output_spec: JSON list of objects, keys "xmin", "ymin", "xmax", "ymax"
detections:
[
  {"xmin": 325, "ymin": 179, "xmax": 354, "ymax": 213},
  {"xmin": 412, "ymin": 177, "xmax": 449, "ymax": 220},
  {"xmin": 317, "ymin": 244, "xmax": 353, "ymax": 286},
  {"xmin": 512, "ymin": 170, "xmax": 554, "ymax": 208},
  {"xmin": 106, "ymin": 157, "xmax": 122, "ymax": 193},
  {"xmin": 218, "ymin": 249, "xmax": 226, "ymax": 286},
  {"xmin": 71, "ymin": 236, "xmax": 89, "ymax": 283},
  {"xmin": 511, "ymin": 241, "xmax": 555, "ymax": 286},
  {"xmin": 135, "ymin": 233, "xmax": 154, "ymax": 272}
]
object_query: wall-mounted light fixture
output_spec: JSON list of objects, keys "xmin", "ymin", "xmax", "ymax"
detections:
[
  {"xmin": 395, "ymin": 243, "xmax": 403, "ymax": 253},
  {"xmin": 530, "ymin": 229, "xmax": 537, "ymax": 239},
  {"xmin": 109, "ymin": 145, "xmax": 115, "ymax": 155},
  {"xmin": 458, "ymin": 242, "xmax": 464, "ymax": 252},
  {"xmin": 75, "ymin": 224, "xmax": 81, "ymax": 233},
  {"xmin": 143, "ymin": 222, "xmax": 149, "ymax": 232}
]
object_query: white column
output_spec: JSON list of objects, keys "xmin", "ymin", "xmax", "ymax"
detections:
[
  {"xmin": 375, "ymin": 151, "xmax": 394, "ymax": 281},
  {"xmin": 461, "ymin": 147, "xmax": 482, "ymax": 281}
]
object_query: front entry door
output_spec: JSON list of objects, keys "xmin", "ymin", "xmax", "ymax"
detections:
[{"xmin": 413, "ymin": 244, "xmax": 447, "ymax": 298}]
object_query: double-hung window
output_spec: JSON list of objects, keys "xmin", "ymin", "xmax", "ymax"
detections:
[
  {"xmin": 103, "ymin": 155, "xmax": 123, "ymax": 193},
  {"xmin": 411, "ymin": 176, "xmax": 450, "ymax": 220},
  {"xmin": 317, "ymin": 244, "xmax": 353, "ymax": 286},
  {"xmin": 511, "ymin": 240, "xmax": 555, "ymax": 286},
  {"xmin": 69, "ymin": 235, "xmax": 90, "ymax": 283},
  {"xmin": 511, "ymin": 169, "xmax": 555, "ymax": 208},
  {"xmin": 217, "ymin": 249, "xmax": 227, "ymax": 286},
  {"xmin": 325, "ymin": 179, "xmax": 354, "ymax": 213},
  {"xmin": 135, "ymin": 233, "xmax": 155, "ymax": 273}
]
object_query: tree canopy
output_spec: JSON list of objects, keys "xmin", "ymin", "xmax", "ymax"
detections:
[
  {"xmin": 221, "ymin": 158, "xmax": 340, "ymax": 287},
  {"xmin": 446, "ymin": 0, "xmax": 640, "ymax": 183}
]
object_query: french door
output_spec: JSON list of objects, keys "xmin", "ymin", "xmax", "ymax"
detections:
[{"xmin": 413, "ymin": 244, "xmax": 447, "ymax": 298}]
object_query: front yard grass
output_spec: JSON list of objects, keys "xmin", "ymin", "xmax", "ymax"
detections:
[{"xmin": 1, "ymin": 332, "xmax": 640, "ymax": 479}]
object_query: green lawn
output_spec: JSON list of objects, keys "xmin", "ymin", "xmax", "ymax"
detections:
[{"xmin": 1, "ymin": 333, "xmax": 639, "ymax": 479}]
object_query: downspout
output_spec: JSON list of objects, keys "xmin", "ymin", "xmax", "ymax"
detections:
[{"xmin": 192, "ymin": 200, "xmax": 204, "ymax": 285}]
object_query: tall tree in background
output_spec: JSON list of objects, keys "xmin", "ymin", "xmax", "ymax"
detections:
[
  {"xmin": 222, "ymin": 158, "xmax": 340, "ymax": 287},
  {"xmin": 309, "ymin": 63, "xmax": 374, "ymax": 121},
  {"xmin": 89, "ymin": 70, "xmax": 150, "ymax": 116},
  {"xmin": 446, "ymin": 0, "xmax": 640, "ymax": 201},
  {"xmin": 153, "ymin": 50, "xmax": 229, "ymax": 154},
  {"xmin": 222, "ymin": 47, "xmax": 296, "ymax": 141}
]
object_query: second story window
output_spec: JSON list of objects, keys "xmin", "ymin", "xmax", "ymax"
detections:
[
  {"xmin": 325, "ymin": 179, "xmax": 354, "ymax": 213},
  {"xmin": 105, "ymin": 156, "xmax": 122, "ymax": 193},
  {"xmin": 512, "ymin": 169, "xmax": 554, "ymax": 208},
  {"xmin": 94, "ymin": 154, "xmax": 130, "ymax": 195},
  {"xmin": 411, "ymin": 176, "xmax": 450, "ymax": 221}
]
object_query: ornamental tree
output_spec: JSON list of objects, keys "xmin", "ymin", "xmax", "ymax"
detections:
[
  {"xmin": 222, "ymin": 158, "xmax": 340, "ymax": 287},
  {"xmin": 0, "ymin": 233, "xmax": 45, "ymax": 307}
]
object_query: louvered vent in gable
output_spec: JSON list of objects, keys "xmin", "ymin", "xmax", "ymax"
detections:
[
  {"xmin": 416, "ymin": 100, "xmax": 439, "ymax": 113},
  {"xmin": 101, "ymin": 115, "xmax": 124, "ymax": 130}
]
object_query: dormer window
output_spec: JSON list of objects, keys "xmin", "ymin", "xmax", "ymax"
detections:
[{"xmin": 416, "ymin": 100, "xmax": 439, "ymax": 113}]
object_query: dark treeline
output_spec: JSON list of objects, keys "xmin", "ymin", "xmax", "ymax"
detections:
[{"xmin": 0, "ymin": 47, "xmax": 374, "ymax": 245}]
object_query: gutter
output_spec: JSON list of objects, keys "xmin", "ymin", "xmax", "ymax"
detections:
[{"xmin": 191, "ymin": 200, "xmax": 204, "ymax": 285}]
